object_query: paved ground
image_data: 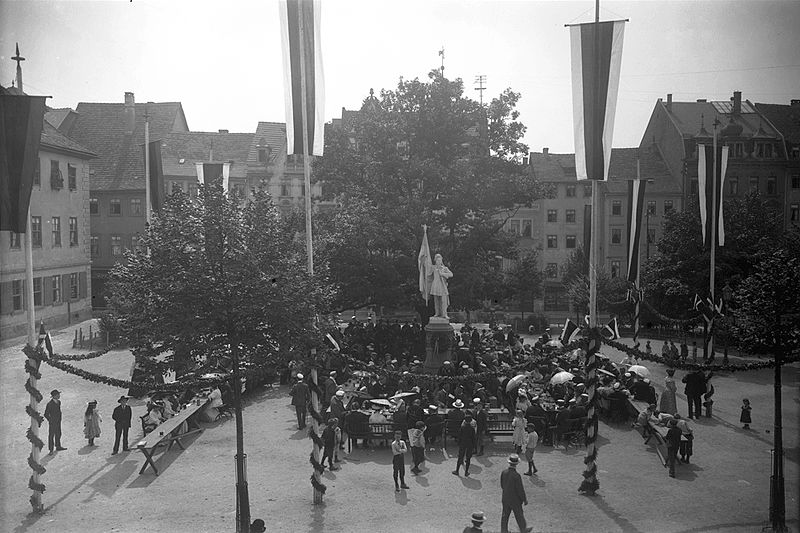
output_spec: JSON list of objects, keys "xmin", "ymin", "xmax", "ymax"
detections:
[{"xmin": 0, "ymin": 321, "xmax": 798, "ymax": 533}]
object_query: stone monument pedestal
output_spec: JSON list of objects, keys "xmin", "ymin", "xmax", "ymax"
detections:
[{"xmin": 423, "ymin": 317, "xmax": 454, "ymax": 374}]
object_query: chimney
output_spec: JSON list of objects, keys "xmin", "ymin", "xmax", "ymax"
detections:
[
  {"xmin": 124, "ymin": 92, "xmax": 135, "ymax": 134},
  {"xmin": 696, "ymin": 99, "xmax": 707, "ymax": 103},
  {"xmin": 218, "ymin": 129, "xmax": 229, "ymax": 133},
  {"xmin": 666, "ymin": 93, "xmax": 672, "ymax": 111},
  {"xmin": 543, "ymin": 147, "xmax": 549, "ymax": 156},
  {"xmin": 792, "ymin": 99, "xmax": 800, "ymax": 107},
  {"xmin": 732, "ymin": 91, "xmax": 742, "ymax": 115}
]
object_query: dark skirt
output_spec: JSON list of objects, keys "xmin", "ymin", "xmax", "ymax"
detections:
[{"xmin": 740, "ymin": 408, "xmax": 751, "ymax": 424}]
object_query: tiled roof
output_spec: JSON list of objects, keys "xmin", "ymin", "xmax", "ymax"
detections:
[
  {"xmin": 664, "ymin": 100, "xmax": 780, "ymax": 140},
  {"xmin": 44, "ymin": 108, "xmax": 73, "ymax": 130},
  {"xmin": 41, "ymin": 120, "xmax": 96, "ymax": 159},
  {"xmin": 755, "ymin": 102, "xmax": 800, "ymax": 143},
  {"xmin": 247, "ymin": 122, "xmax": 286, "ymax": 164},
  {"xmin": 65, "ymin": 101, "xmax": 188, "ymax": 191},
  {"xmin": 161, "ymin": 131, "xmax": 254, "ymax": 178},
  {"xmin": 529, "ymin": 147, "xmax": 680, "ymax": 194}
]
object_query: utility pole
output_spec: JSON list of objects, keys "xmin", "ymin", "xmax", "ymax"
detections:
[{"xmin": 474, "ymin": 75, "xmax": 487, "ymax": 106}]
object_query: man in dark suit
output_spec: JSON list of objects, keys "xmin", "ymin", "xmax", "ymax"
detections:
[
  {"xmin": 452, "ymin": 413, "xmax": 477, "ymax": 476},
  {"xmin": 290, "ymin": 374, "xmax": 311, "ymax": 429},
  {"xmin": 682, "ymin": 369, "xmax": 707, "ymax": 419},
  {"xmin": 44, "ymin": 389, "xmax": 66, "ymax": 454},
  {"xmin": 112, "ymin": 395, "xmax": 133, "ymax": 454},
  {"xmin": 500, "ymin": 454, "xmax": 532, "ymax": 533}
]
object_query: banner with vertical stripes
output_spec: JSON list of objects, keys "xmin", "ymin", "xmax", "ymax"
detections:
[
  {"xmin": 143, "ymin": 140, "xmax": 164, "ymax": 212},
  {"xmin": 569, "ymin": 21, "xmax": 625, "ymax": 181},
  {"xmin": 626, "ymin": 178, "xmax": 646, "ymax": 282},
  {"xmin": 195, "ymin": 162, "xmax": 230, "ymax": 192},
  {"xmin": 697, "ymin": 144, "xmax": 728, "ymax": 248},
  {"xmin": 280, "ymin": 0, "xmax": 325, "ymax": 156}
]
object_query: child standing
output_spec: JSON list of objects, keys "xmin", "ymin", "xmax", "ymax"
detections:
[
  {"xmin": 84, "ymin": 400, "xmax": 102, "ymax": 446},
  {"xmin": 391, "ymin": 430, "xmax": 410, "ymax": 492},
  {"xmin": 511, "ymin": 409, "xmax": 526, "ymax": 454},
  {"xmin": 523, "ymin": 423, "xmax": 539, "ymax": 476},
  {"xmin": 321, "ymin": 418, "xmax": 339, "ymax": 470},
  {"xmin": 740, "ymin": 398, "xmax": 752, "ymax": 429},
  {"xmin": 333, "ymin": 419, "xmax": 342, "ymax": 464}
]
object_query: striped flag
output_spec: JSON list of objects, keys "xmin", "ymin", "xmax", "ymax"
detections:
[
  {"xmin": 602, "ymin": 317, "xmax": 620, "ymax": 340},
  {"xmin": 195, "ymin": 162, "xmax": 231, "ymax": 192},
  {"xmin": 697, "ymin": 144, "xmax": 728, "ymax": 248},
  {"xmin": 626, "ymin": 177, "xmax": 647, "ymax": 283},
  {"xmin": 0, "ymin": 94, "xmax": 47, "ymax": 232},
  {"xmin": 559, "ymin": 318, "xmax": 580, "ymax": 344},
  {"xmin": 325, "ymin": 333, "xmax": 340, "ymax": 352},
  {"xmin": 569, "ymin": 20, "xmax": 625, "ymax": 181},
  {"xmin": 143, "ymin": 140, "xmax": 165, "ymax": 211},
  {"xmin": 418, "ymin": 228, "xmax": 432, "ymax": 303},
  {"xmin": 280, "ymin": 0, "xmax": 325, "ymax": 156}
]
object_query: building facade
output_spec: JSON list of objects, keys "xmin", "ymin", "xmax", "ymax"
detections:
[{"xmin": 1, "ymin": 116, "xmax": 96, "ymax": 340}]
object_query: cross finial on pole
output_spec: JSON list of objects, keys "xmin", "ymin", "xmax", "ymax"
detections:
[
  {"xmin": 12, "ymin": 42, "xmax": 25, "ymax": 92},
  {"xmin": 438, "ymin": 47, "xmax": 445, "ymax": 76}
]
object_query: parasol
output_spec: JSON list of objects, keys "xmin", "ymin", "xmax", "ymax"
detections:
[
  {"xmin": 505, "ymin": 374, "xmax": 527, "ymax": 392},
  {"xmin": 545, "ymin": 339, "xmax": 563, "ymax": 348},
  {"xmin": 390, "ymin": 392, "xmax": 417, "ymax": 401},
  {"xmin": 549, "ymin": 371, "xmax": 575, "ymax": 385},
  {"xmin": 628, "ymin": 365, "xmax": 650, "ymax": 378},
  {"xmin": 370, "ymin": 398, "xmax": 393, "ymax": 407}
]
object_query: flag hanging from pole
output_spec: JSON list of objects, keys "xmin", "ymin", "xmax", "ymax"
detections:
[
  {"xmin": 195, "ymin": 162, "xmax": 231, "ymax": 192},
  {"xmin": 697, "ymin": 144, "xmax": 728, "ymax": 248},
  {"xmin": 0, "ymin": 94, "xmax": 47, "ymax": 233},
  {"xmin": 569, "ymin": 20, "xmax": 625, "ymax": 181},
  {"xmin": 602, "ymin": 317, "xmax": 620, "ymax": 340},
  {"xmin": 143, "ymin": 140, "xmax": 165, "ymax": 212},
  {"xmin": 418, "ymin": 228, "xmax": 432, "ymax": 303},
  {"xmin": 559, "ymin": 318, "xmax": 580, "ymax": 344},
  {"xmin": 280, "ymin": 0, "xmax": 325, "ymax": 156},
  {"xmin": 626, "ymin": 178, "xmax": 646, "ymax": 282}
]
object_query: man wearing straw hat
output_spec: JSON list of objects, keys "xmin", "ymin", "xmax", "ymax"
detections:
[
  {"xmin": 111, "ymin": 395, "xmax": 132, "ymax": 455},
  {"xmin": 462, "ymin": 511, "xmax": 486, "ymax": 533},
  {"xmin": 500, "ymin": 454, "xmax": 532, "ymax": 533}
]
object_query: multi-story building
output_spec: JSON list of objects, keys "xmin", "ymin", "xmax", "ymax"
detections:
[
  {"xmin": 753, "ymin": 100, "xmax": 800, "ymax": 227},
  {"xmin": 60, "ymin": 92, "xmax": 189, "ymax": 307},
  {"xmin": 509, "ymin": 146, "xmax": 678, "ymax": 314},
  {"xmin": 1, "ymin": 85, "xmax": 96, "ymax": 340},
  {"xmin": 640, "ymin": 92, "xmax": 788, "ymax": 215}
]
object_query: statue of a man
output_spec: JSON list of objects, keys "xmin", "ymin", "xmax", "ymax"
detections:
[{"xmin": 419, "ymin": 225, "xmax": 454, "ymax": 319}]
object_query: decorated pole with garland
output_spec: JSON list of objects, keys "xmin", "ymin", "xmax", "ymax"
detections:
[
  {"xmin": 25, "ymin": 324, "xmax": 48, "ymax": 512},
  {"xmin": 579, "ymin": 328, "xmax": 601, "ymax": 495},
  {"xmin": 308, "ymin": 361, "xmax": 326, "ymax": 503}
]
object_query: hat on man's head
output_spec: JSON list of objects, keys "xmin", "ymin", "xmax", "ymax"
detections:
[
  {"xmin": 569, "ymin": 398, "xmax": 577, "ymax": 404},
  {"xmin": 415, "ymin": 421, "xmax": 426, "ymax": 429},
  {"xmin": 507, "ymin": 454, "xmax": 520, "ymax": 466},
  {"xmin": 624, "ymin": 372, "xmax": 632, "ymax": 377},
  {"xmin": 429, "ymin": 405, "xmax": 438, "ymax": 411},
  {"xmin": 531, "ymin": 395, "xmax": 540, "ymax": 402},
  {"xmin": 643, "ymin": 378, "xmax": 650, "ymax": 384},
  {"xmin": 473, "ymin": 397, "xmax": 482, "ymax": 404},
  {"xmin": 50, "ymin": 389, "xmax": 60, "ymax": 396},
  {"xmin": 556, "ymin": 399, "xmax": 566, "ymax": 405},
  {"xmin": 452, "ymin": 399, "xmax": 465, "ymax": 409},
  {"xmin": 335, "ymin": 390, "xmax": 345, "ymax": 397},
  {"xmin": 88, "ymin": 399, "xmax": 97, "ymax": 405},
  {"xmin": 443, "ymin": 361, "xmax": 451, "ymax": 365},
  {"xmin": 613, "ymin": 382, "xmax": 621, "ymax": 390},
  {"xmin": 329, "ymin": 370, "xmax": 337, "ymax": 376},
  {"xmin": 471, "ymin": 512, "xmax": 486, "ymax": 524},
  {"xmin": 296, "ymin": 373, "xmax": 304, "ymax": 380},
  {"xmin": 250, "ymin": 518, "xmax": 266, "ymax": 533},
  {"xmin": 118, "ymin": 395, "xmax": 128, "ymax": 403}
]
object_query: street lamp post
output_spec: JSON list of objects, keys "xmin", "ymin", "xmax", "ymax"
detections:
[{"xmin": 768, "ymin": 314, "xmax": 786, "ymax": 532}]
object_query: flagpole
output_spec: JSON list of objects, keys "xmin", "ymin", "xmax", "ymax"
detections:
[
  {"xmin": 633, "ymin": 160, "xmax": 642, "ymax": 345},
  {"xmin": 708, "ymin": 120, "xmax": 718, "ymax": 361},
  {"xmin": 144, "ymin": 110, "xmax": 151, "ymax": 226},
  {"xmin": 298, "ymin": 4, "xmax": 314, "ymax": 277}
]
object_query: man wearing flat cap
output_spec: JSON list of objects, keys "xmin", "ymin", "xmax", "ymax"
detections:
[
  {"xmin": 500, "ymin": 454, "xmax": 531, "ymax": 532},
  {"xmin": 44, "ymin": 389, "xmax": 66, "ymax": 454},
  {"xmin": 112, "ymin": 395, "xmax": 132, "ymax": 454}
]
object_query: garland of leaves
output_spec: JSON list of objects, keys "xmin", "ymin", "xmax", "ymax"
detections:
[
  {"xmin": 47, "ymin": 346, "xmax": 117, "ymax": 361},
  {"xmin": 578, "ymin": 330, "xmax": 600, "ymax": 495},
  {"xmin": 641, "ymin": 300, "xmax": 703, "ymax": 326},
  {"xmin": 307, "ymin": 370, "xmax": 327, "ymax": 498},
  {"xmin": 22, "ymin": 343, "xmax": 46, "ymax": 509},
  {"xmin": 601, "ymin": 337, "xmax": 800, "ymax": 372}
]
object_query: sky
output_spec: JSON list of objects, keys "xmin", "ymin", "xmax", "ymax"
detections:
[{"xmin": 1, "ymin": 0, "xmax": 799, "ymax": 154}]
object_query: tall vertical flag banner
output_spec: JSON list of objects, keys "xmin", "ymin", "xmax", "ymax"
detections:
[
  {"xmin": 142, "ymin": 140, "xmax": 165, "ymax": 212},
  {"xmin": 0, "ymin": 94, "xmax": 47, "ymax": 232},
  {"xmin": 280, "ymin": 0, "xmax": 325, "ymax": 156},
  {"xmin": 626, "ymin": 178, "xmax": 647, "ymax": 283},
  {"xmin": 195, "ymin": 162, "xmax": 231, "ymax": 192},
  {"xmin": 569, "ymin": 21, "xmax": 625, "ymax": 181},
  {"xmin": 559, "ymin": 318, "xmax": 580, "ymax": 344},
  {"xmin": 418, "ymin": 227, "xmax": 432, "ymax": 303},
  {"xmin": 697, "ymin": 144, "xmax": 728, "ymax": 248}
]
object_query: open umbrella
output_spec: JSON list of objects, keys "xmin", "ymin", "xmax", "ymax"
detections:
[
  {"xmin": 370, "ymin": 398, "xmax": 393, "ymax": 407},
  {"xmin": 505, "ymin": 374, "xmax": 528, "ymax": 392},
  {"xmin": 545, "ymin": 339, "xmax": 563, "ymax": 348},
  {"xmin": 628, "ymin": 365, "xmax": 650, "ymax": 378},
  {"xmin": 549, "ymin": 371, "xmax": 575, "ymax": 385},
  {"xmin": 390, "ymin": 392, "xmax": 417, "ymax": 401}
]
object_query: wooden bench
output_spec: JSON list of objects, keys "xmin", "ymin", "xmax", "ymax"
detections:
[
  {"xmin": 134, "ymin": 401, "xmax": 206, "ymax": 475},
  {"xmin": 629, "ymin": 399, "xmax": 688, "ymax": 466},
  {"xmin": 443, "ymin": 416, "xmax": 516, "ymax": 447},
  {"xmin": 343, "ymin": 421, "xmax": 399, "ymax": 452}
]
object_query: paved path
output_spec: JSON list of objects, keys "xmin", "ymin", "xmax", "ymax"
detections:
[{"xmin": 0, "ymin": 335, "xmax": 797, "ymax": 532}]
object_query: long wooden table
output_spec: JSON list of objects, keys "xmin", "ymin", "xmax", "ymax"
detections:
[
  {"xmin": 629, "ymin": 398, "xmax": 689, "ymax": 466},
  {"xmin": 135, "ymin": 400, "xmax": 207, "ymax": 475}
]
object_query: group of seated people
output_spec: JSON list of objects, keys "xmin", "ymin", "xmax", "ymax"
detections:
[{"xmin": 634, "ymin": 403, "xmax": 694, "ymax": 463}]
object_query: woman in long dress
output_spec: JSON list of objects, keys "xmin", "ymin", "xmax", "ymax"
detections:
[
  {"xmin": 84, "ymin": 400, "xmax": 102, "ymax": 446},
  {"xmin": 659, "ymin": 368, "xmax": 678, "ymax": 415}
]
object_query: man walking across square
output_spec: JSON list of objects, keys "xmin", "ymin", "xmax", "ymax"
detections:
[
  {"xmin": 500, "ymin": 454, "xmax": 532, "ymax": 533},
  {"xmin": 112, "ymin": 395, "xmax": 132, "ymax": 454},
  {"xmin": 290, "ymin": 374, "xmax": 310, "ymax": 429},
  {"xmin": 452, "ymin": 413, "xmax": 477, "ymax": 477},
  {"xmin": 44, "ymin": 389, "xmax": 66, "ymax": 454}
]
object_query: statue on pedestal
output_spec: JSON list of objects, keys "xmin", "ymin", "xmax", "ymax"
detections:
[{"xmin": 418, "ymin": 225, "xmax": 454, "ymax": 319}]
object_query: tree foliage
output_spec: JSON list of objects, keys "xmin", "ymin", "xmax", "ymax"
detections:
[
  {"xmin": 108, "ymin": 186, "xmax": 334, "ymax": 373},
  {"xmin": 505, "ymin": 249, "xmax": 544, "ymax": 314},
  {"xmin": 642, "ymin": 191, "xmax": 784, "ymax": 319},
  {"xmin": 314, "ymin": 70, "xmax": 547, "ymax": 312}
]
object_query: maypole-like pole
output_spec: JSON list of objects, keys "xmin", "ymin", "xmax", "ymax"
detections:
[
  {"xmin": 707, "ymin": 120, "xmax": 718, "ymax": 360},
  {"xmin": 24, "ymin": 317, "xmax": 47, "ymax": 512}
]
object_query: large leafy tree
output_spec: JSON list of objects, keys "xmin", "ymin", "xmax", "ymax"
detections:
[
  {"xmin": 505, "ymin": 249, "xmax": 544, "ymax": 317},
  {"xmin": 642, "ymin": 191, "xmax": 784, "ymax": 319},
  {"xmin": 108, "ymin": 186, "xmax": 334, "ymax": 374},
  {"xmin": 314, "ymin": 70, "xmax": 547, "ymax": 312}
]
